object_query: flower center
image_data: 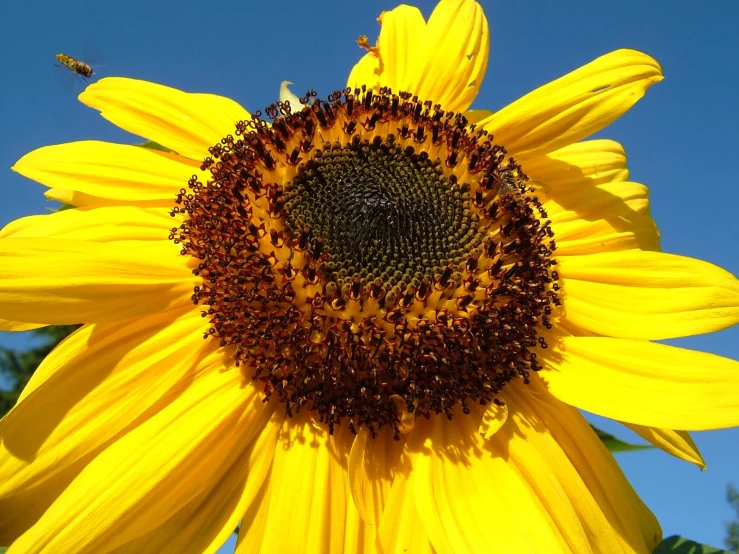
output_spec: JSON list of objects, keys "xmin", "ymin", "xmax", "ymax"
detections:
[
  {"xmin": 171, "ymin": 87, "xmax": 559, "ymax": 438},
  {"xmin": 282, "ymin": 140, "xmax": 482, "ymax": 292}
]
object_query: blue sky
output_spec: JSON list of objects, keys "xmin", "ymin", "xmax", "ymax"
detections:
[{"xmin": 1, "ymin": 0, "xmax": 737, "ymax": 550}]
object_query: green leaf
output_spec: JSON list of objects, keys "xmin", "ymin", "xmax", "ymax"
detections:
[
  {"xmin": 137, "ymin": 140, "xmax": 174, "ymax": 153},
  {"xmin": 653, "ymin": 535, "xmax": 726, "ymax": 553},
  {"xmin": 590, "ymin": 424, "xmax": 653, "ymax": 453}
]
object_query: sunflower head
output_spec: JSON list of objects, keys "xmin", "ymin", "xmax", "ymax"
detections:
[
  {"xmin": 8, "ymin": 0, "xmax": 739, "ymax": 551},
  {"xmin": 170, "ymin": 86, "xmax": 559, "ymax": 437}
]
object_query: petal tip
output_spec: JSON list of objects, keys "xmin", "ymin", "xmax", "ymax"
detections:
[
  {"xmin": 10, "ymin": 154, "xmax": 33, "ymax": 177},
  {"xmin": 77, "ymin": 77, "xmax": 129, "ymax": 106},
  {"xmin": 11, "ymin": 149, "xmax": 38, "ymax": 172},
  {"xmin": 77, "ymin": 88, "xmax": 94, "ymax": 107}
]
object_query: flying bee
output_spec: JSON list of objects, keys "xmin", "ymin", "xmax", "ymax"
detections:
[{"xmin": 55, "ymin": 53, "xmax": 93, "ymax": 79}]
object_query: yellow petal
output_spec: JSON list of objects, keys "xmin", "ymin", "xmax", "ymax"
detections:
[
  {"xmin": 0, "ymin": 320, "xmax": 46, "ymax": 332},
  {"xmin": 0, "ymin": 238, "xmax": 195, "ymax": 327},
  {"xmin": 554, "ymin": 215, "xmax": 660, "ymax": 255},
  {"xmin": 478, "ymin": 400, "xmax": 508, "ymax": 439},
  {"xmin": 111, "ymin": 408, "xmax": 282, "ymax": 554},
  {"xmin": 546, "ymin": 183, "xmax": 659, "ymax": 255},
  {"xmin": 79, "ymin": 78, "xmax": 250, "ymax": 160},
  {"xmin": 44, "ymin": 188, "xmax": 134, "ymax": 208},
  {"xmin": 524, "ymin": 139, "xmax": 630, "ymax": 188},
  {"xmin": 348, "ymin": 426, "xmax": 404, "ymax": 525},
  {"xmin": 548, "ymin": 181, "xmax": 652, "ymax": 222},
  {"xmin": 517, "ymin": 378, "xmax": 662, "ymax": 551},
  {"xmin": 539, "ymin": 336, "xmax": 739, "ymax": 430},
  {"xmin": 374, "ymin": 5, "xmax": 427, "ymax": 93},
  {"xmin": 521, "ymin": 139, "xmax": 660, "ymax": 255},
  {"xmin": 347, "ymin": 52, "xmax": 380, "ymax": 91},
  {"xmin": 237, "ymin": 417, "xmax": 352, "ymax": 554},
  {"xmin": 238, "ymin": 468, "xmax": 382, "ymax": 554},
  {"xmin": 621, "ymin": 423, "xmax": 706, "ymax": 469},
  {"xmin": 0, "ymin": 206, "xmax": 176, "ymax": 242},
  {"xmin": 235, "ymin": 474, "xmax": 270, "ymax": 554},
  {"xmin": 342, "ymin": 490, "xmax": 380, "ymax": 554},
  {"xmin": 15, "ymin": 325, "xmax": 90, "ymax": 403},
  {"xmin": 504, "ymin": 382, "xmax": 661, "ymax": 552},
  {"xmin": 409, "ymin": 0, "xmax": 489, "ymax": 112},
  {"xmin": 406, "ymin": 383, "xmax": 661, "ymax": 554},
  {"xmin": 406, "ymin": 409, "xmax": 605, "ymax": 553},
  {"xmin": 0, "ymin": 461, "xmax": 88, "ymax": 547},
  {"xmin": 377, "ymin": 456, "xmax": 434, "ymax": 554},
  {"xmin": 13, "ymin": 141, "xmax": 203, "ymax": 207},
  {"xmin": 8, "ymin": 359, "xmax": 270, "ymax": 554},
  {"xmin": 0, "ymin": 310, "xmax": 210, "ymax": 543},
  {"xmin": 463, "ymin": 109, "xmax": 494, "ymax": 126},
  {"xmin": 559, "ymin": 251, "xmax": 739, "ymax": 339},
  {"xmin": 481, "ymin": 50, "xmax": 663, "ymax": 160}
]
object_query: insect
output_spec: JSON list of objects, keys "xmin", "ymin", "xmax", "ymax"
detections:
[{"xmin": 55, "ymin": 53, "xmax": 93, "ymax": 79}]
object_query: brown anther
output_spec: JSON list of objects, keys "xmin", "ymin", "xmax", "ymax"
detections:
[
  {"xmin": 270, "ymin": 229, "xmax": 283, "ymax": 247},
  {"xmin": 350, "ymin": 276, "xmax": 362, "ymax": 300},
  {"xmin": 297, "ymin": 226, "xmax": 310, "ymax": 250},
  {"xmin": 456, "ymin": 293, "xmax": 475, "ymax": 311},
  {"xmin": 438, "ymin": 265, "xmax": 454, "ymax": 289}
]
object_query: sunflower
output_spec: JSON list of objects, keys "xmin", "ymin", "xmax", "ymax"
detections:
[{"xmin": 2, "ymin": 1, "xmax": 739, "ymax": 552}]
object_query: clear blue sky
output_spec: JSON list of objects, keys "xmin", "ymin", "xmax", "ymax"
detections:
[{"xmin": 1, "ymin": 0, "xmax": 737, "ymax": 550}]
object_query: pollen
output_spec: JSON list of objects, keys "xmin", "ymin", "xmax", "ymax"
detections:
[{"xmin": 170, "ymin": 86, "xmax": 559, "ymax": 438}]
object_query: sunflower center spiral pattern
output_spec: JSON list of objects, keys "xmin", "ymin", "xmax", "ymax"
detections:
[
  {"xmin": 170, "ymin": 87, "xmax": 560, "ymax": 438},
  {"xmin": 283, "ymin": 142, "xmax": 481, "ymax": 291}
]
